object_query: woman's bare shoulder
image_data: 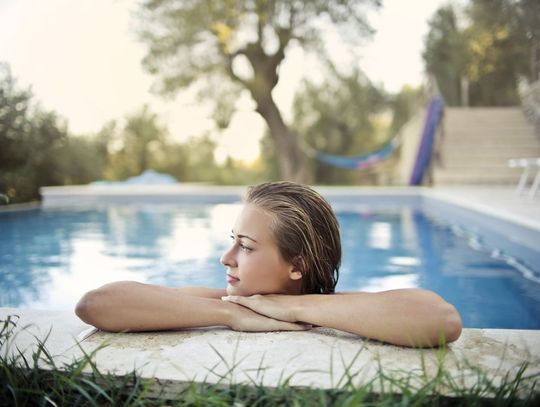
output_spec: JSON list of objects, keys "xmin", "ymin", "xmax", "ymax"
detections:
[{"xmin": 173, "ymin": 286, "xmax": 227, "ymax": 299}]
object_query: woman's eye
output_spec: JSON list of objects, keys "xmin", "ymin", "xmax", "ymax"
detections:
[
  {"xmin": 239, "ymin": 243, "xmax": 252, "ymax": 252},
  {"xmin": 229, "ymin": 235, "xmax": 252, "ymax": 252}
]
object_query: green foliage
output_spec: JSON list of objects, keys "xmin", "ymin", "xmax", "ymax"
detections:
[
  {"xmin": 388, "ymin": 85, "xmax": 424, "ymax": 136},
  {"xmin": 424, "ymin": 0, "xmax": 533, "ymax": 106},
  {"xmin": 137, "ymin": 0, "xmax": 379, "ymax": 99},
  {"xmin": 103, "ymin": 106, "xmax": 168, "ymax": 181},
  {"xmin": 101, "ymin": 116, "xmax": 265, "ymax": 186},
  {"xmin": 257, "ymin": 129, "xmax": 281, "ymax": 182},
  {"xmin": 464, "ymin": 0, "xmax": 529, "ymax": 105},
  {"xmin": 167, "ymin": 135, "xmax": 220, "ymax": 183},
  {"xmin": 0, "ymin": 64, "xmax": 69, "ymax": 203},
  {"xmin": 58, "ymin": 136, "xmax": 108, "ymax": 186},
  {"xmin": 423, "ymin": 6, "xmax": 466, "ymax": 106}
]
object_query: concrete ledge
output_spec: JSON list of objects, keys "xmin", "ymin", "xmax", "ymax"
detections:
[
  {"xmin": 39, "ymin": 185, "xmax": 427, "ymax": 207},
  {"xmin": 425, "ymin": 187, "xmax": 540, "ymax": 232},
  {"xmin": 2, "ymin": 308, "xmax": 539, "ymax": 395},
  {"xmin": 39, "ymin": 185, "xmax": 248, "ymax": 206}
]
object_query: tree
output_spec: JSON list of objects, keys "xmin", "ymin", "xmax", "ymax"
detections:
[
  {"xmin": 513, "ymin": 0, "xmax": 540, "ymax": 81},
  {"xmin": 424, "ymin": 0, "xmax": 533, "ymax": 106},
  {"xmin": 0, "ymin": 63, "xmax": 33, "ymax": 172},
  {"xmin": 464, "ymin": 0, "xmax": 529, "ymax": 105},
  {"xmin": 136, "ymin": 0, "xmax": 380, "ymax": 182},
  {"xmin": 58, "ymin": 135, "xmax": 108, "ymax": 185},
  {"xmin": 123, "ymin": 105, "xmax": 168, "ymax": 175},
  {"xmin": 0, "ymin": 64, "xmax": 69, "ymax": 203},
  {"xmin": 423, "ymin": 5, "xmax": 467, "ymax": 106},
  {"xmin": 104, "ymin": 106, "xmax": 168, "ymax": 180}
]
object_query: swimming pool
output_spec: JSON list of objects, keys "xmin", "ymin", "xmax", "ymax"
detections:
[{"xmin": 1, "ymin": 188, "xmax": 539, "ymax": 329}]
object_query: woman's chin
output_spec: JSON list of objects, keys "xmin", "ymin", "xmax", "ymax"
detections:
[
  {"xmin": 226, "ymin": 285, "xmax": 243, "ymax": 296},
  {"xmin": 226, "ymin": 285, "xmax": 256, "ymax": 297}
]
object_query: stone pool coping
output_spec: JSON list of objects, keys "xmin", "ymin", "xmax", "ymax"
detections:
[{"xmin": 1, "ymin": 308, "xmax": 539, "ymax": 396}]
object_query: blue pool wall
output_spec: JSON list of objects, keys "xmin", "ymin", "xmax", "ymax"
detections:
[{"xmin": 422, "ymin": 195, "xmax": 540, "ymax": 278}]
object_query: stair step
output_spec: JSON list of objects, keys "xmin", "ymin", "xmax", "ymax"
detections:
[
  {"xmin": 441, "ymin": 147, "xmax": 540, "ymax": 158},
  {"xmin": 443, "ymin": 144, "xmax": 540, "ymax": 151},
  {"xmin": 433, "ymin": 174, "xmax": 519, "ymax": 185},
  {"xmin": 441, "ymin": 151, "xmax": 540, "ymax": 162},
  {"xmin": 430, "ymin": 107, "xmax": 540, "ymax": 185},
  {"xmin": 443, "ymin": 129, "xmax": 535, "ymax": 137},
  {"xmin": 435, "ymin": 164, "xmax": 523, "ymax": 172},
  {"xmin": 434, "ymin": 169, "xmax": 522, "ymax": 181}
]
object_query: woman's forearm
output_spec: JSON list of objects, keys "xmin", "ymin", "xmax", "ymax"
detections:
[
  {"xmin": 293, "ymin": 289, "xmax": 462, "ymax": 347},
  {"xmin": 75, "ymin": 281, "xmax": 231, "ymax": 332}
]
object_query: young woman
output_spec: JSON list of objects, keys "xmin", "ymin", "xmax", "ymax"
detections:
[{"xmin": 75, "ymin": 182, "xmax": 462, "ymax": 347}]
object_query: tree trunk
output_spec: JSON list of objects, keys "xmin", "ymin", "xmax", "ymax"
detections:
[{"xmin": 254, "ymin": 92, "xmax": 311, "ymax": 183}]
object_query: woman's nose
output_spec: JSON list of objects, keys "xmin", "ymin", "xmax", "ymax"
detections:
[{"xmin": 220, "ymin": 245, "xmax": 237, "ymax": 267}]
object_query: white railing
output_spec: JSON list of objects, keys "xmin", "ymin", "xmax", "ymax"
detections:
[
  {"xmin": 508, "ymin": 158, "xmax": 540, "ymax": 198},
  {"xmin": 518, "ymin": 78, "xmax": 540, "ymax": 141}
]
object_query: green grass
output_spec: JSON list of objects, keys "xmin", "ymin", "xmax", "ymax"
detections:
[{"xmin": 1, "ymin": 314, "xmax": 539, "ymax": 406}]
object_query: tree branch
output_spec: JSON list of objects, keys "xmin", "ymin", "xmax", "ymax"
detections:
[{"xmin": 224, "ymin": 52, "xmax": 254, "ymax": 92}]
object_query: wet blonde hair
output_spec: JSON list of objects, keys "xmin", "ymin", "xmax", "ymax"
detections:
[{"xmin": 245, "ymin": 181, "xmax": 341, "ymax": 294}]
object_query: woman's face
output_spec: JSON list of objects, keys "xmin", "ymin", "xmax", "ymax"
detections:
[{"xmin": 220, "ymin": 204, "xmax": 302, "ymax": 296}]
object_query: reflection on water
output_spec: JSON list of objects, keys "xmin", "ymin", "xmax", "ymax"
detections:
[
  {"xmin": 0, "ymin": 204, "xmax": 241, "ymax": 311},
  {"xmin": 336, "ymin": 208, "xmax": 540, "ymax": 329},
  {"xmin": 1, "ymin": 204, "xmax": 539, "ymax": 328},
  {"xmin": 367, "ymin": 222, "xmax": 392, "ymax": 250}
]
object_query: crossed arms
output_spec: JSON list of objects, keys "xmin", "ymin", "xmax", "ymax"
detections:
[{"xmin": 75, "ymin": 281, "xmax": 462, "ymax": 347}]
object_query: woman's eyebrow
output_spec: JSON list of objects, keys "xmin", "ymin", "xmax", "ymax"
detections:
[{"xmin": 231, "ymin": 230, "xmax": 258, "ymax": 243}]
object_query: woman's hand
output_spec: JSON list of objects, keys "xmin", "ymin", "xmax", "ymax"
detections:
[
  {"xmin": 222, "ymin": 294, "xmax": 302, "ymax": 324},
  {"xmin": 223, "ymin": 290, "xmax": 462, "ymax": 347},
  {"xmin": 224, "ymin": 299, "xmax": 309, "ymax": 332}
]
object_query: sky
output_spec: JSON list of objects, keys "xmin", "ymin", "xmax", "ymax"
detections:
[{"xmin": 0, "ymin": 0, "xmax": 455, "ymax": 163}]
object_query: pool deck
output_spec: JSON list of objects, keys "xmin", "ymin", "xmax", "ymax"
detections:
[
  {"xmin": 1, "ymin": 307, "xmax": 539, "ymax": 397},
  {"xmin": 428, "ymin": 186, "xmax": 540, "ymax": 232},
  {"xmin": 2, "ymin": 185, "xmax": 540, "ymax": 396}
]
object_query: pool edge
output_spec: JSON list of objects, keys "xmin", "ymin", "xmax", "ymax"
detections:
[{"xmin": 1, "ymin": 307, "xmax": 538, "ymax": 394}]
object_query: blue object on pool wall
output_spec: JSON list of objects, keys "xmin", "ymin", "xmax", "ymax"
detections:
[{"xmin": 409, "ymin": 96, "xmax": 444, "ymax": 185}]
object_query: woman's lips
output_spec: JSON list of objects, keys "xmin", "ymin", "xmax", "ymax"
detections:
[{"xmin": 226, "ymin": 274, "xmax": 240, "ymax": 284}]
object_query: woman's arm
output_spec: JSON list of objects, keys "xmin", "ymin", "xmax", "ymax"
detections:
[
  {"xmin": 222, "ymin": 289, "xmax": 462, "ymax": 347},
  {"xmin": 75, "ymin": 281, "xmax": 310, "ymax": 333}
]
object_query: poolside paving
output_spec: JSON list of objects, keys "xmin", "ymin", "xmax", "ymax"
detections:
[
  {"xmin": 430, "ymin": 186, "xmax": 540, "ymax": 231},
  {"xmin": 1, "ymin": 307, "xmax": 539, "ymax": 397}
]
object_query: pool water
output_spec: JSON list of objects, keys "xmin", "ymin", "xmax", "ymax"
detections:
[{"xmin": 1, "ymin": 204, "xmax": 539, "ymax": 329}]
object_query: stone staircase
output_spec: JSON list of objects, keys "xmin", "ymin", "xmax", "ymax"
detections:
[{"xmin": 433, "ymin": 107, "xmax": 540, "ymax": 185}]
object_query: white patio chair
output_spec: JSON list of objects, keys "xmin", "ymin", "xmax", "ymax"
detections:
[{"xmin": 508, "ymin": 158, "xmax": 540, "ymax": 198}]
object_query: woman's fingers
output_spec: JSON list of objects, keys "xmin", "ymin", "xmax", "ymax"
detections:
[
  {"xmin": 270, "ymin": 320, "xmax": 311, "ymax": 331},
  {"xmin": 222, "ymin": 295, "xmax": 260, "ymax": 311},
  {"xmin": 222, "ymin": 294, "xmax": 295, "ymax": 322},
  {"xmin": 226, "ymin": 300, "xmax": 311, "ymax": 332}
]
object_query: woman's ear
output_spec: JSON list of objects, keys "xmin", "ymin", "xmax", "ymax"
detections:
[
  {"xmin": 289, "ymin": 255, "xmax": 305, "ymax": 281},
  {"xmin": 289, "ymin": 269, "xmax": 303, "ymax": 280}
]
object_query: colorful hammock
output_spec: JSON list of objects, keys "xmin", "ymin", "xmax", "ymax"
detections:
[
  {"xmin": 312, "ymin": 136, "xmax": 401, "ymax": 170},
  {"xmin": 308, "ymin": 96, "xmax": 444, "ymax": 182}
]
